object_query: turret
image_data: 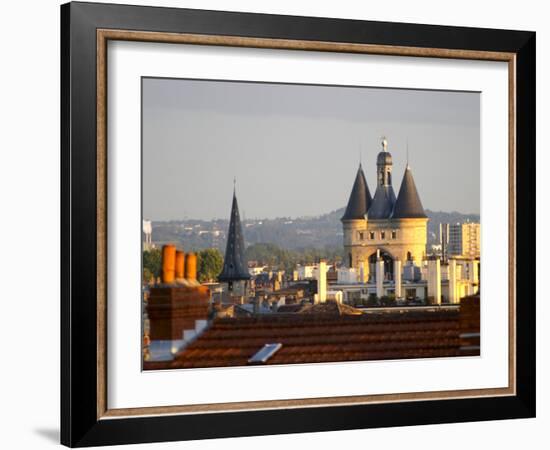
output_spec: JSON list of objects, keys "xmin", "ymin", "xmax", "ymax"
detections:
[
  {"xmin": 391, "ymin": 165, "xmax": 427, "ymax": 219},
  {"xmin": 368, "ymin": 137, "xmax": 396, "ymax": 219},
  {"xmin": 341, "ymin": 163, "xmax": 371, "ymax": 221}
]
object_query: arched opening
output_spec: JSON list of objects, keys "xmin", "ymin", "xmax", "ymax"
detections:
[{"xmin": 368, "ymin": 250, "xmax": 394, "ymax": 282}]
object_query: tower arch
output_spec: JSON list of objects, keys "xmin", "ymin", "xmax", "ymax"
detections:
[{"xmin": 366, "ymin": 248, "xmax": 395, "ymax": 282}]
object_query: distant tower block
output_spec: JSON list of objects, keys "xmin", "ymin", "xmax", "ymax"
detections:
[
  {"xmin": 175, "ymin": 250, "xmax": 185, "ymax": 279},
  {"xmin": 161, "ymin": 244, "xmax": 176, "ymax": 284},
  {"xmin": 185, "ymin": 252, "xmax": 197, "ymax": 281}
]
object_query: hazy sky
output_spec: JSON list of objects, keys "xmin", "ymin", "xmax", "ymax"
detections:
[{"xmin": 143, "ymin": 78, "xmax": 480, "ymax": 221}]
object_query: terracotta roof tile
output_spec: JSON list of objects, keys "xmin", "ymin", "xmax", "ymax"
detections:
[{"xmin": 142, "ymin": 309, "xmax": 473, "ymax": 370}]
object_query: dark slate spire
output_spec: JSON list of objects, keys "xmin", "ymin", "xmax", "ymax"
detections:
[
  {"xmin": 368, "ymin": 185, "xmax": 396, "ymax": 219},
  {"xmin": 218, "ymin": 189, "xmax": 250, "ymax": 282},
  {"xmin": 391, "ymin": 166, "xmax": 427, "ymax": 219},
  {"xmin": 341, "ymin": 164, "xmax": 372, "ymax": 221}
]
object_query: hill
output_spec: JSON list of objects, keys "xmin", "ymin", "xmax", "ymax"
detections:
[{"xmin": 151, "ymin": 207, "xmax": 479, "ymax": 254}]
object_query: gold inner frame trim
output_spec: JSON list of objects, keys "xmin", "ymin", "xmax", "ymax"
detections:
[{"xmin": 96, "ymin": 28, "xmax": 517, "ymax": 420}]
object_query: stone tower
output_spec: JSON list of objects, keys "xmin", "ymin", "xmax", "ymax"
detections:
[{"xmin": 341, "ymin": 138, "xmax": 428, "ymax": 282}]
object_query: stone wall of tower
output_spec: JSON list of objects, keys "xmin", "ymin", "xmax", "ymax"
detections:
[
  {"xmin": 342, "ymin": 219, "xmax": 367, "ymax": 267},
  {"xmin": 343, "ymin": 217, "xmax": 428, "ymax": 272}
]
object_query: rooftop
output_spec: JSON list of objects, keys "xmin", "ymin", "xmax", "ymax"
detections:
[
  {"xmin": 391, "ymin": 166, "xmax": 427, "ymax": 219},
  {"xmin": 368, "ymin": 185, "xmax": 397, "ymax": 219},
  {"xmin": 341, "ymin": 164, "xmax": 372, "ymax": 221},
  {"xmin": 146, "ymin": 308, "xmax": 467, "ymax": 369}
]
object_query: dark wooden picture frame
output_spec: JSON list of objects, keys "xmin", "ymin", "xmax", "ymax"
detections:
[{"xmin": 61, "ymin": 2, "xmax": 535, "ymax": 447}]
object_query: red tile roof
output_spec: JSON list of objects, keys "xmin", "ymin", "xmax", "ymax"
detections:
[
  {"xmin": 276, "ymin": 301, "xmax": 361, "ymax": 315},
  {"xmin": 144, "ymin": 308, "xmax": 471, "ymax": 370}
]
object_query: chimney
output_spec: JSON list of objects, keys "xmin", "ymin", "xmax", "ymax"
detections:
[
  {"xmin": 317, "ymin": 259, "xmax": 327, "ymax": 303},
  {"xmin": 359, "ymin": 261, "xmax": 366, "ymax": 284},
  {"xmin": 185, "ymin": 252, "xmax": 197, "ymax": 281},
  {"xmin": 161, "ymin": 244, "xmax": 176, "ymax": 284},
  {"xmin": 448, "ymin": 258, "xmax": 458, "ymax": 303},
  {"xmin": 375, "ymin": 256, "xmax": 384, "ymax": 298},
  {"xmin": 427, "ymin": 256, "xmax": 442, "ymax": 304},
  {"xmin": 175, "ymin": 250, "xmax": 185, "ymax": 279}
]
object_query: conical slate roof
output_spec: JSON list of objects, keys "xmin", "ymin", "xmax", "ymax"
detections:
[
  {"xmin": 391, "ymin": 166, "xmax": 427, "ymax": 219},
  {"xmin": 218, "ymin": 191, "xmax": 251, "ymax": 282},
  {"xmin": 341, "ymin": 164, "xmax": 372, "ymax": 221},
  {"xmin": 367, "ymin": 185, "xmax": 396, "ymax": 219}
]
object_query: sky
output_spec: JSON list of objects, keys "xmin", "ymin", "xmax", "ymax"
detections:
[{"xmin": 142, "ymin": 78, "xmax": 480, "ymax": 221}]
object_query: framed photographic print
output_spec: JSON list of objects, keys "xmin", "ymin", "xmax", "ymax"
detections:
[{"xmin": 61, "ymin": 1, "xmax": 536, "ymax": 447}]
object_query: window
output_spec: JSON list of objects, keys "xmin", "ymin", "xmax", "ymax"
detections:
[
  {"xmin": 381, "ymin": 231, "xmax": 386, "ymax": 240},
  {"xmin": 248, "ymin": 343, "xmax": 283, "ymax": 364},
  {"xmin": 369, "ymin": 231, "xmax": 375, "ymax": 240},
  {"xmin": 391, "ymin": 230, "xmax": 397, "ymax": 239},
  {"xmin": 358, "ymin": 232, "xmax": 364, "ymax": 240}
]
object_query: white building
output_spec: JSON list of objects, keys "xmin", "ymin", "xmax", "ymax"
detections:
[
  {"xmin": 143, "ymin": 219, "xmax": 153, "ymax": 250},
  {"xmin": 295, "ymin": 263, "xmax": 333, "ymax": 281},
  {"xmin": 333, "ymin": 257, "xmax": 479, "ymax": 305},
  {"xmin": 249, "ymin": 266, "xmax": 268, "ymax": 276}
]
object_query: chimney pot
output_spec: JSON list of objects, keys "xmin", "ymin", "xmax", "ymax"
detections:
[
  {"xmin": 185, "ymin": 252, "xmax": 197, "ymax": 281},
  {"xmin": 161, "ymin": 244, "xmax": 177, "ymax": 284},
  {"xmin": 175, "ymin": 250, "xmax": 185, "ymax": 279}
]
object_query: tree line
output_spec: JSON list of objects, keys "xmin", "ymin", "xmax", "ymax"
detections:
[
  {"xmin": 142, "ymin": 248, "xmax": 223, "ymax": 283},
  {"xmin": 244, "ymin": 243, "xmax": 343, "ymax": 272},
  {"xmin": 143, "ymin": 242, "xmax": 343, "ymax": 283}
]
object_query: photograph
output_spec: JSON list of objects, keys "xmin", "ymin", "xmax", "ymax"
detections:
[
  {"xmin": 141, "ymin": 77, "xmax": 482, "ymax": 370},
  {"xmin": 56, "ymin": 2, "xmax": 536, "ymax": 446}
]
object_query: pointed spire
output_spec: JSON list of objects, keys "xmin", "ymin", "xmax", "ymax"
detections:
[
  {"xmin": 368, "ymin": 185, "xmax": 396, "ymax": 219},
  {"xmin": 391, "ymin": 166, "xmax": 427, "ymax": 219},
  {"xmin": 341, "ymin": 164, "xmax": 372, "ymax": 221},
  {"xmin": 218, "ymin": 189, "xmax": 250, "ymax": 282}
]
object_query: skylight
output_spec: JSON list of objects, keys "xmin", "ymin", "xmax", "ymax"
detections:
[{"xmin": 248, "ymin": 343, "xmax": 282, "ymax": 364}]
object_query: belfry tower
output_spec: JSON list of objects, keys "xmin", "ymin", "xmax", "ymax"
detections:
[{"xmin": 368, "ymin": 137, "xmax": 397, "ymax": 219}]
